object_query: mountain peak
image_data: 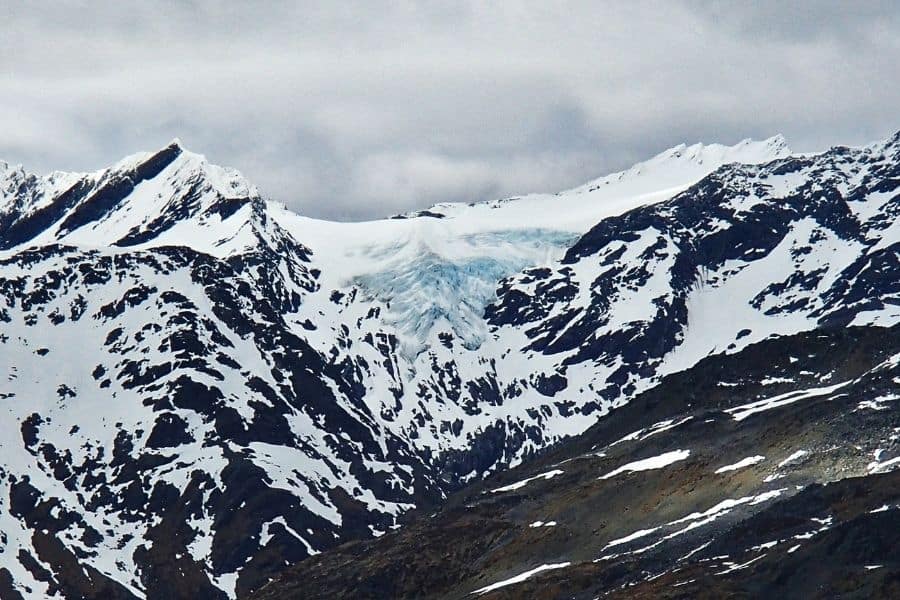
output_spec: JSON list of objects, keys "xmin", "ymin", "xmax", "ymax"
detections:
[
  {"xmin": 766, "ymin": 132, "xmax": 788, "ymax": 146},
  {"xmin": 561, "ymin": 134, "xmax": 792, "ymax": 199},
  {"xmin": 876, "ymin": 129, "xmax": 900, "ymax": 153},
  {"xmin": 758, "ymin": 133, "xmax": 790, "ymax": 156},
  {"xmin": 0, "ymin": 138, "xmax": 266, "ymax": 254}
]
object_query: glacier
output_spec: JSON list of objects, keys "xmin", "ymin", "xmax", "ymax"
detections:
[{"xmin": 353, "ymin": 229, "xmax": 580, "ymax": 357}]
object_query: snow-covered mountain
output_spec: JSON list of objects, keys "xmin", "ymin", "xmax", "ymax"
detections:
[{"xmin": 2, "ymin": 131, "xmax": 899, "ymax": 599}]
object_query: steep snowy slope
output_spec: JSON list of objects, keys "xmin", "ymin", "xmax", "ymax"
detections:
[{"xmin": 2, "ymin": 131, "xmax": 899, "ymax": 599}]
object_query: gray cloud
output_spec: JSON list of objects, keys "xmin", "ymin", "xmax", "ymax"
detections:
[{"xmin": 1, "ymin": 1, "xmax": 898, "ymax": 220}]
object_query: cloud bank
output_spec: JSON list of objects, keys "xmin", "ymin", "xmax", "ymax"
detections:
[{"xmin": 1, "ymin": 1, "xmax": 898, "ymax": 219}]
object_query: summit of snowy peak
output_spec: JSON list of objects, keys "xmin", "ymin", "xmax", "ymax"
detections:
[
  {"xmin": 105, "ymin": 139, "xmax": 260, "ymax": 203},
  {"xmin": 765, "ymin": 133, "xmax": 789, "ymax": 150},
  {"xmin": 374, "ymin": 136, "xmax": 794, "ymax": 235},
  {"xmin": 0, "ymin": 161, "xmax": 20, "ymax": 191},
  {"xmin": 733, "ymin": 134, "xmax": 791, "ymax": 160},
  {"xmin": 198, "ymin": 158, "xmax": 260, "ymax": 200},
  {"xmin": 0, "ymin": 159, "xmax": 29, "ymax": 181},
  {"xmin": 0, "ymin": 139, "xmax": 272, "ymax": 254},
  {"xmin": 597, "ymin": 135, "xmax": 789, "ymax": 181},
  {"xmin": 868, "ymin": 129, "xmax": 900, "ymax": 156},
  {"xmin": 154, "ymin": 139, "xmax": 261, "ymax": 200}
]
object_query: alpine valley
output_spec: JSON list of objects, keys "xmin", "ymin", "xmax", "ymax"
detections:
[{"xmin": 1, "ymin": 131, "xmax": 899, "ymax": 599}]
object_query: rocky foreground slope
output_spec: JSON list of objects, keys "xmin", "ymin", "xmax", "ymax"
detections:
[
  {"xmin": 255, "ymin": 324, "xmax": 900, "ymax": 598},
  {"xmin": 1, "ymin": 131, "xmax": 900, "ymax": 598}
]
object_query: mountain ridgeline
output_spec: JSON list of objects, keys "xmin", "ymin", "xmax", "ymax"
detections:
[{"xmin": 0, "ymin": 132, "xmax": 898, "ymax": 599}]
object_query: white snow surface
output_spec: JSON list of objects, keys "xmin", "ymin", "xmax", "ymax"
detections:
[
  {"xmin": 778, "ymin": 450, "xmax": 809, "ymax": 468},
  {"xmin": 726, "ymin": 381, "xmax": 852, "ymax": 422},
  {"xmin": 600, "ymin": 450, "xmax": 691, "ymax": 479},
  {"xmin": 471, "ymin": 562, "xmax": 572, "ymax": 595},
  {"xmin": 715, "ymin": 456, "xmax": 765, "ymax": 474},
  {"xmin": 491, "ymin": 469, "xmax": 564, "ymax": 493}
]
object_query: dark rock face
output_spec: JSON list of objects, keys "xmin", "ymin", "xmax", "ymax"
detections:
[
  {"xmin": 254, "ymin": 325, "xmax": 900, "ymax": 600},
  {"xmin": 1, "ymin": 133, "xmax": 900, "ymax": 599}
]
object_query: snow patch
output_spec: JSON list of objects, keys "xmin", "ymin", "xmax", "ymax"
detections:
[
  {"xmin": 491, "ymin": 469, "xmax": 564, "ymax": 493},
  {"xmin": 471, "ymin": 562, "xmax": 572, "ymax": 595},
  {"xmin": 715, "ymin": 455, "xmax": 765, "ymax": 474},
  {"xmin": 600, "ymin": 450, "xmax": 690, "ymax": 480}
]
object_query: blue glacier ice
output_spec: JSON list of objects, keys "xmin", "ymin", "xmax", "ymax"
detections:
[{"xmin": 354, "ymin": 229, "xmax": 579, "ymax": 357}]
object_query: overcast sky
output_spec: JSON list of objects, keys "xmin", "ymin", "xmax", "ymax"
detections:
[{"xmin": 1, "ymin": 1, "xmax": 898, "ymax": 220}]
